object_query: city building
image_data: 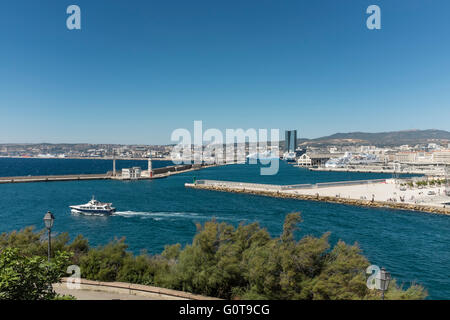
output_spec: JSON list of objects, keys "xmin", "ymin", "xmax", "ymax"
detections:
[
  {"xmin": 432, "ymin": 150, "xmax": 450, "ymax": 164},
  {"xmin": 297, "ymin": 153, "xmax": 335, "ymax": 167},
  {"xmin": 297, "ymin": 153, "xmax": 312, "ymax": 167},
  {"xmin": 285, "ymin": 130, "xmax": 297, "ymax": 153}
]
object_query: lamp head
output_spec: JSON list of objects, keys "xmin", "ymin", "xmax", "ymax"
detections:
[
  {"xmin": 377, "ymin": 267, "xmax": 391, "ymax": 292},
  {"xmin": 43, "ymin": 211, "xmax": 55, "ymax": 229}
]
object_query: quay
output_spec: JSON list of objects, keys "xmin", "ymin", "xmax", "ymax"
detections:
[{"xmin": 186, "ymin": 179, "xmax": 450, "ymax": 215}]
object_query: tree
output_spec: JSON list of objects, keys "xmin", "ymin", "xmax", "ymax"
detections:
[
  {"xmin": 0, "ymin": 248, "xmax": 70, "ymax": 300},
  {"xmin": 0, "ymin": 214, "xmax": 428, "ymax": 300}
]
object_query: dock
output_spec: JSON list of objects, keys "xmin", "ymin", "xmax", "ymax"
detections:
[{"xmin": 186, "ymin": 179, "xmax": 450, "ymax": 215}]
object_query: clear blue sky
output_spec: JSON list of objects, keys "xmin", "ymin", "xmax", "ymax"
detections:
[{"xmin": 1, "ymin": 0, "xmax": 449, "ymax": 144}]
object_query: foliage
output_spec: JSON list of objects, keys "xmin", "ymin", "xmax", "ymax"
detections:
[
  {"xmin": 0, "ymin": 214, "xmax": 428, "ymax": 300},
  {"xmin": 0, "ymin": 248, "xmax": 70, "ymax": 300}
]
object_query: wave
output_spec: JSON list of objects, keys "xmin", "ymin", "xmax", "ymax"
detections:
[{"xmin": 113, "ymin": 210, "xmax": 244, "ymax": 222}]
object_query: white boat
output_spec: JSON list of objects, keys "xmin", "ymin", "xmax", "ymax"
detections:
[
  {"xmin": 282, "ymin": 152, "xmax": 296, "ymax": 162},
  {"xmin": 247, "ymin": 151, "xmax": 279, "ymax": 160},
  {"xmin": 70, "ymin": 196, "xmax": 116, "ymax": 215}
]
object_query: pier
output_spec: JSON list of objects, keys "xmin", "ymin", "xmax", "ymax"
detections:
[{"xmin": 186, "ymin": 179, "xmax": 450, "ymax": 215}]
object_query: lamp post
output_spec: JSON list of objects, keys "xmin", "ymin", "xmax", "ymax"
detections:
[
  {"xmin": 43, "ymin": 211, "xmax": 55, "ymax": 262},
  {"xmin": 376, "ymin": 267, "xmax": 391, "ymax": 300}
]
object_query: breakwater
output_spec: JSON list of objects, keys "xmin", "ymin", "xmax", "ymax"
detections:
[
  {"xmin": 0, "ymin": 173, "xmax": 110, "ymax": 184},
  {"xmin": 186, "ymin": 180, "xmax": 450, "ymax": 215},
  {"xmin": 0, "ymin": 163, "xmax": 218, "ymax": 184}
]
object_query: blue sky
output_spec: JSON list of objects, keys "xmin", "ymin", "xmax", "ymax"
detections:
[{"xmin": 0, "ymin": 0, "xmax": 449, "ymax": 144}]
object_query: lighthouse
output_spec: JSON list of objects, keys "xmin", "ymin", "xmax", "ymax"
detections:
[
  {"xmin": 148, "ymin": 157, "xmax": 153, "ymax": 177},
  {"xmin": 113, "ymin": 152, "xmax": 116, "ymax": 176}
]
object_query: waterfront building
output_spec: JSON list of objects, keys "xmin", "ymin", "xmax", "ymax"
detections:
[
  {"xmin": 297, "ymin": 153, "xmax": 336, "ymax": 167},
  {"xmin": 395, "ymin": 151, "xmax": 434, "ymax": 164},
  {"xmin": 121, "ymin": 167, "xmax": 141, "ymax": 179},
  {"xmin": 297, "ymin": 153, "xmax": 312, "ymax": 167},
  {"xmin": 432, "ymin": 150, "xmax": 450, "ymax": 164}
]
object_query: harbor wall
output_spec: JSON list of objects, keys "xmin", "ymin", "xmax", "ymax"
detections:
[
  {"xmin": 0, "ymin": 174, "xmax": 110, "ymax": 184},
  {"xmin": 186, "ymin": 182, "xmax": 450, "ymax": 215}
]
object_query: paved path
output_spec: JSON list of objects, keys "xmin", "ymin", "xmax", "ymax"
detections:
[
  {"xmin": 53, "ymin": 284, "xmax": 175, "ymax": 300},
  {"xmin": 54, "ymin": 287, "xmax": 155, "ymax": 300}
]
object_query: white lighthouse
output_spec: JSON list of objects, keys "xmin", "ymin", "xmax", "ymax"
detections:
[
  {"xmin": 148, "ymin": 157, "xmax": 153, "ymax": 177},
  {"xmin": 113, "ymin": 153, "xmax": 116, "ymax": 176}
]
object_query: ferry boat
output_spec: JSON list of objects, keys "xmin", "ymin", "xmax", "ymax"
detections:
[{"xmin": 70, "ymin": 196, "xmax": 116, "ymax": 215}]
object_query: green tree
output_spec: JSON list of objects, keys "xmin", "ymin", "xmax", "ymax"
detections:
[
  {"xmin": 0, "ymin": 248, "xmax": 70, "ymax": 300},
  {"xmin": 0, "ymin": 214, "xmax": 428, "ymax": 300},
  {"xmin": 79, "ymin": 238, "xmax": 128, "ymax": 282}
]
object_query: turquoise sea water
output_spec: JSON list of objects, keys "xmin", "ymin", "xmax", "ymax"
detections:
[{"xmin": 0, "ymin": 158, "xmax": 449, "ymax": 299}]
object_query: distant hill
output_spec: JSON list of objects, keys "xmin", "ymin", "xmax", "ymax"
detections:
[{"xmin": 297, "ymin": 129, "xmax": 450, "ymax": 147}]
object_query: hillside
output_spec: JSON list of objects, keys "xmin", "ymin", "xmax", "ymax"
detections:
[{"xmin": 297, "ymin": 129, "xmax": 450, "ymax": 147}]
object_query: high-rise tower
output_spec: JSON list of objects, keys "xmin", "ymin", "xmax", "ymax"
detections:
[{"xmin": 285, "ymin": 130, "xmax": 297, "ymax": 153}]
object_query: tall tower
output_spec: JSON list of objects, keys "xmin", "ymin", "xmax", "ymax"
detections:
[
  {"xmin": 148, "ymin": 157, "xmax": 153, "ymax": 177},
  {"xmin": 113, "ymin": 150, "xmax": 116, "ymax": 176},
  {"xmin": 285, "ymin": 130, "xmax": 297, "ymax": 153}
]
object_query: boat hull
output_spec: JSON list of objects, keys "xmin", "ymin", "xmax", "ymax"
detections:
[{"xmin": 70, "ymin": 207, "xmax": 116, "ymax": 216}]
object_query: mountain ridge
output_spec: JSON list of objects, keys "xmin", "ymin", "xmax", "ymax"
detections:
[{"xmin": 297, "ymin": 129, "xmax": 450, "ymax": 147}]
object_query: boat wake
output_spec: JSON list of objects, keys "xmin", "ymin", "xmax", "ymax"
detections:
[{"xmin": 113, "ymin": 211, "xmax": 241, "ymax": 221}]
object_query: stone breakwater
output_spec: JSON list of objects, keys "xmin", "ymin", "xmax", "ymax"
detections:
[{"xmin": 185, "ymin": 183, "xmax": 450, "ymax": 216}]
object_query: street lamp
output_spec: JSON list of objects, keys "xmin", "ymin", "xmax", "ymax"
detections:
[
  {"xmin": 376, "ymin": 267, "xmax": 391, "ymax": 300},
  {"xmin": 43, "ymin": 211, "xmax": 55, "ymax": 262}
]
